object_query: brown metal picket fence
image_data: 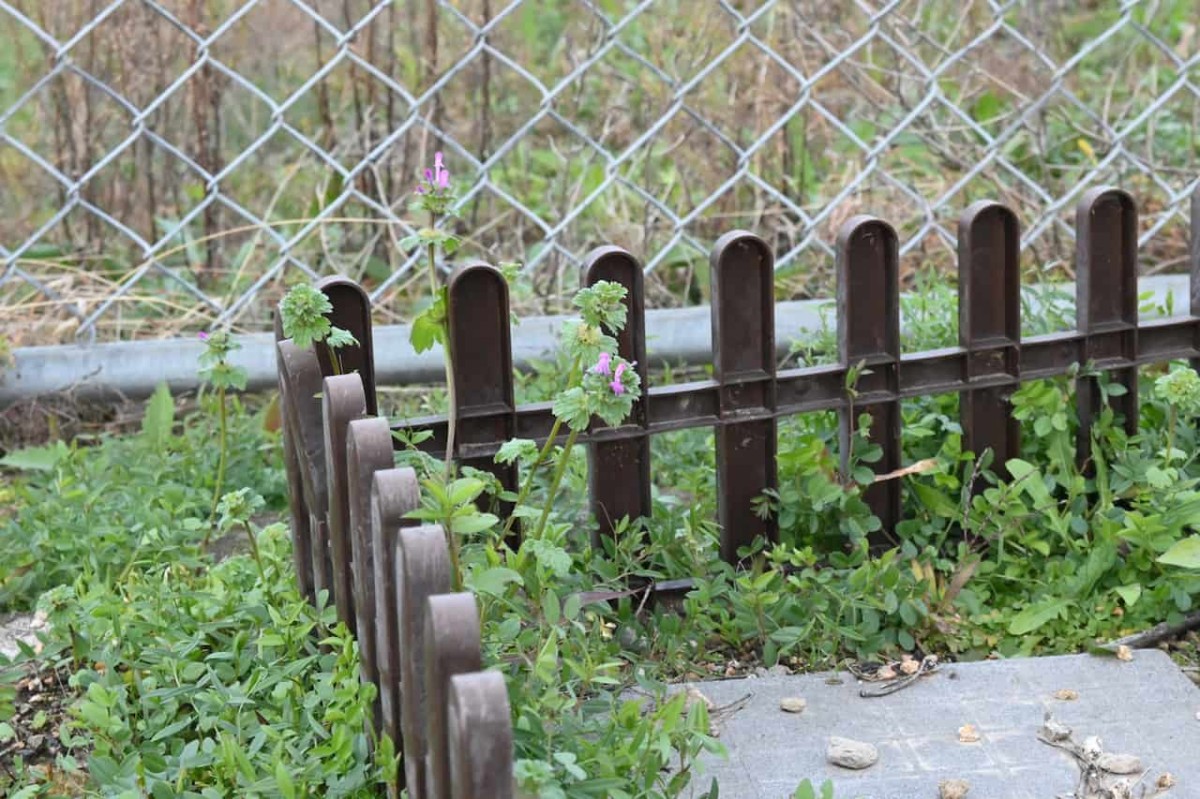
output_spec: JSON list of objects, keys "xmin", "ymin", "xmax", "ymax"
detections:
[
  {"xmin": 274, "ymin": 183, "xmax": 1200, "ymax": 798},
  {"xmin": 276, "ymin": 327, "xmax": 514, "ymax": 798}
]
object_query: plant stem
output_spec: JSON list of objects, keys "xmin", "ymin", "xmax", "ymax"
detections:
[
  {"xmin": 244, "ymin": 522, "xmax": 268, "ymax": 585},
  {"xmin": 206, "ymin": 385, "xmax": 229, "ymax": 541},
  {"xmin": 429, "ymin": 213, "xmax": 458, "ymax": 481},
  {"xmin": 501, "ymin": 415, "xmax": 563, "ymax": 540},
  {"xmin": 501, "ymin": 356, "xmax": 583, "ymax": 541},
  {"xmin": 533, "ymin": 426, "xmax": 581, "ymax": 540},
  {"xmin": 447, "ymin": 524, "xmax": 463, "ymax": 592},
  {"xmin": 1167, "ymin": 406, "xmax": 1177, "ymax": 466}
]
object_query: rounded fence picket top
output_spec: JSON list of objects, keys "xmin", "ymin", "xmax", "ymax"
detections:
[
  {"xmin": 316, "ymin": 277, "xmax": 377, "ymax": 414},
  {"xmin": 447, "ymin": 671, "xmax": 514, "ymax": 799}
]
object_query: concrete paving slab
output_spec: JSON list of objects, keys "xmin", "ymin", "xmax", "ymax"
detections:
[{"xmin": 677, "ymin": 650, "xmax": 1200, "ymax": 799}]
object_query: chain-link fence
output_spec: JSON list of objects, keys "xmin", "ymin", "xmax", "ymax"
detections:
[{"xmin": 1, "ymin": 0, "xmax": 1197, "ymax": 345}]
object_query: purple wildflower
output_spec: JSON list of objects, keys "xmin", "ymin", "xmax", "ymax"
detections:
[
  {"xmin": 198, "ymin": 331, "xmax": 209, "ymax": 341},
  {"xmin": 610, "ymin": 362, "xmax": 627, "ymax": 395},
  {"xmin": 592, "ymin": 352, "xmax": 612, "ymax": 376},
  {"xmin": 434, "ymin": 151, "xmax": 450, "ymax": 189},
  {"xmin": 415, "ymin": 152, "xmax": 452, "ymax": 198}
]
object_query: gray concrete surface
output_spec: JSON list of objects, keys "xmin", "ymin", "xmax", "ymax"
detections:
[{"xmin": 680, "ymin": 650, "xmax": 1200, "ymax": 799}]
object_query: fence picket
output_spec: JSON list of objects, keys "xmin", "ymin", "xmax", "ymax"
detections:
[
  {"xmin": 318, "ymin": 278, "xmax": 378, "ymax": 415},
  {"xmin": 583, "ymin": 246, "xmax": 652, "ymax": 542},
  {"xmin": 1190, "ymin": 184, "xmax": 1199, "ymax": 373},
  {"xmin": 447, "ymin": 672, "xmax": 514, "ymax": 799},
  {"xmin": 277, "ymin": 340, "xmax": 334, "ymax": 596},
  {"xmin": 395, "ymin": 526, "xmax": 454, "ymax": 797},
  {"xmin": 423, "ymin": 594, "xmax": 484, "ymax": 799},
  {"xmin": 446, "ymin": 264, "xmax": 518, "ymax": 527},
  {"xmin": 837, "ymin": 216, "xmax": 902, "ymax": 542},
  {"xmin": 275, "ymin": 315, "xmax": 315, "ymax": 603},
  {"xmin": 323, "ymin": 374, "xmax": 368, "ymax": 634},
  {"xmin": 1075, "ymin": 188, "xmax": 1139, "ymax": 465},
  {"xmin": 346, "ymin": 416, "xmax": 394, "ymax": 739},
  {"xmin": 958, "ymin": 202, "xmax": 1022, "ymax": 477},
  {"xmin": 710, "ymin": 231, "xmax": 778, "ymax": 562},
  {"xmin": 369, "ymin": 467, "xmax": 422, "ymax": 783}
]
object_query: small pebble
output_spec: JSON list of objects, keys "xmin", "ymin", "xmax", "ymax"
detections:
[
  {"xmin": 685, "ymin": 687, "xmax": 714, "ymax": 712},
  {"xmin": 617, "ymin": 626, "xmax": 641, "ymax": 651},
  {"xmin": 1053, "ymin": 689, "xmax": 1079, "ymax": 701},
  {"xmin": 1041, "ymin": 715, "xmax": 1072, "ymax": 742},
  {"xmin": 957, "ymin": 724, "xmax": 980, "ymax": 744},
  {"xmin": 939, "ymin": 779, "xmax": 970, "ymax": 799},
  {"xmin": 780, "ymin": 697, "xmax": 807, "ymax": 714},
  {"xmin": 1109, "ymin": 780, "xmax": 1134, "ymax": 799},
  {"xmin": 826, "ymin": 736, "xmax": 878, "ymax": 770}
]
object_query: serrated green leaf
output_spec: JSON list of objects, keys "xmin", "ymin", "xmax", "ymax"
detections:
[
  {"xmin": 496, "ymin": 438, "xmax": 538, "ymax": 465},
  {"xmin": 326, "ymin": 326, "xmax": 359, "ymax": 350},
  {"xmin": 142, "ymin": 382, "xmax": 176, "ymax": 447},
  {"xmin": 0, "ymin": 440, "xmax": 69, "ymax": 471}
]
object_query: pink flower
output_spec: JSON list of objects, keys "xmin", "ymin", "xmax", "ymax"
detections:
[
  {"xmin": 610, "ymin": 362, "xmax": 627, "ymax": 395},
  {"xmin": 198, "ymin": 331, "xmax": 209, "ymax": 341},
  {"xmin": 434, "ymin": 151, "xmax": 450, "ymax": 189},
  {"xmin": 592, "ymin": 352, "xmax": 612, "ymax": 376},
  {"xmin": 416, "ymin": 152, "xmax": 451, "ymax": 197}
]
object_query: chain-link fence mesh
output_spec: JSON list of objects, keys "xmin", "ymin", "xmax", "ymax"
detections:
[{"xmin": 0, "ymin": 0, "xmax": 1197, "ymax": 344}]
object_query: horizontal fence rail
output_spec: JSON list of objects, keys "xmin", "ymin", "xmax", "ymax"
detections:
[
  {"xmin": 276, "ymin": 183, "xmax": 1197, "ymax": 794},
  {"xmin": 3, "ymin": 2, "xmax": 1198, "ymax": 344}
]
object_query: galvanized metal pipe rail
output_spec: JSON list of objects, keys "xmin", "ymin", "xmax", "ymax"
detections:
[{"xmin": 2, "ymin": 274, "xmax": 1192, "ymax": 405}]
